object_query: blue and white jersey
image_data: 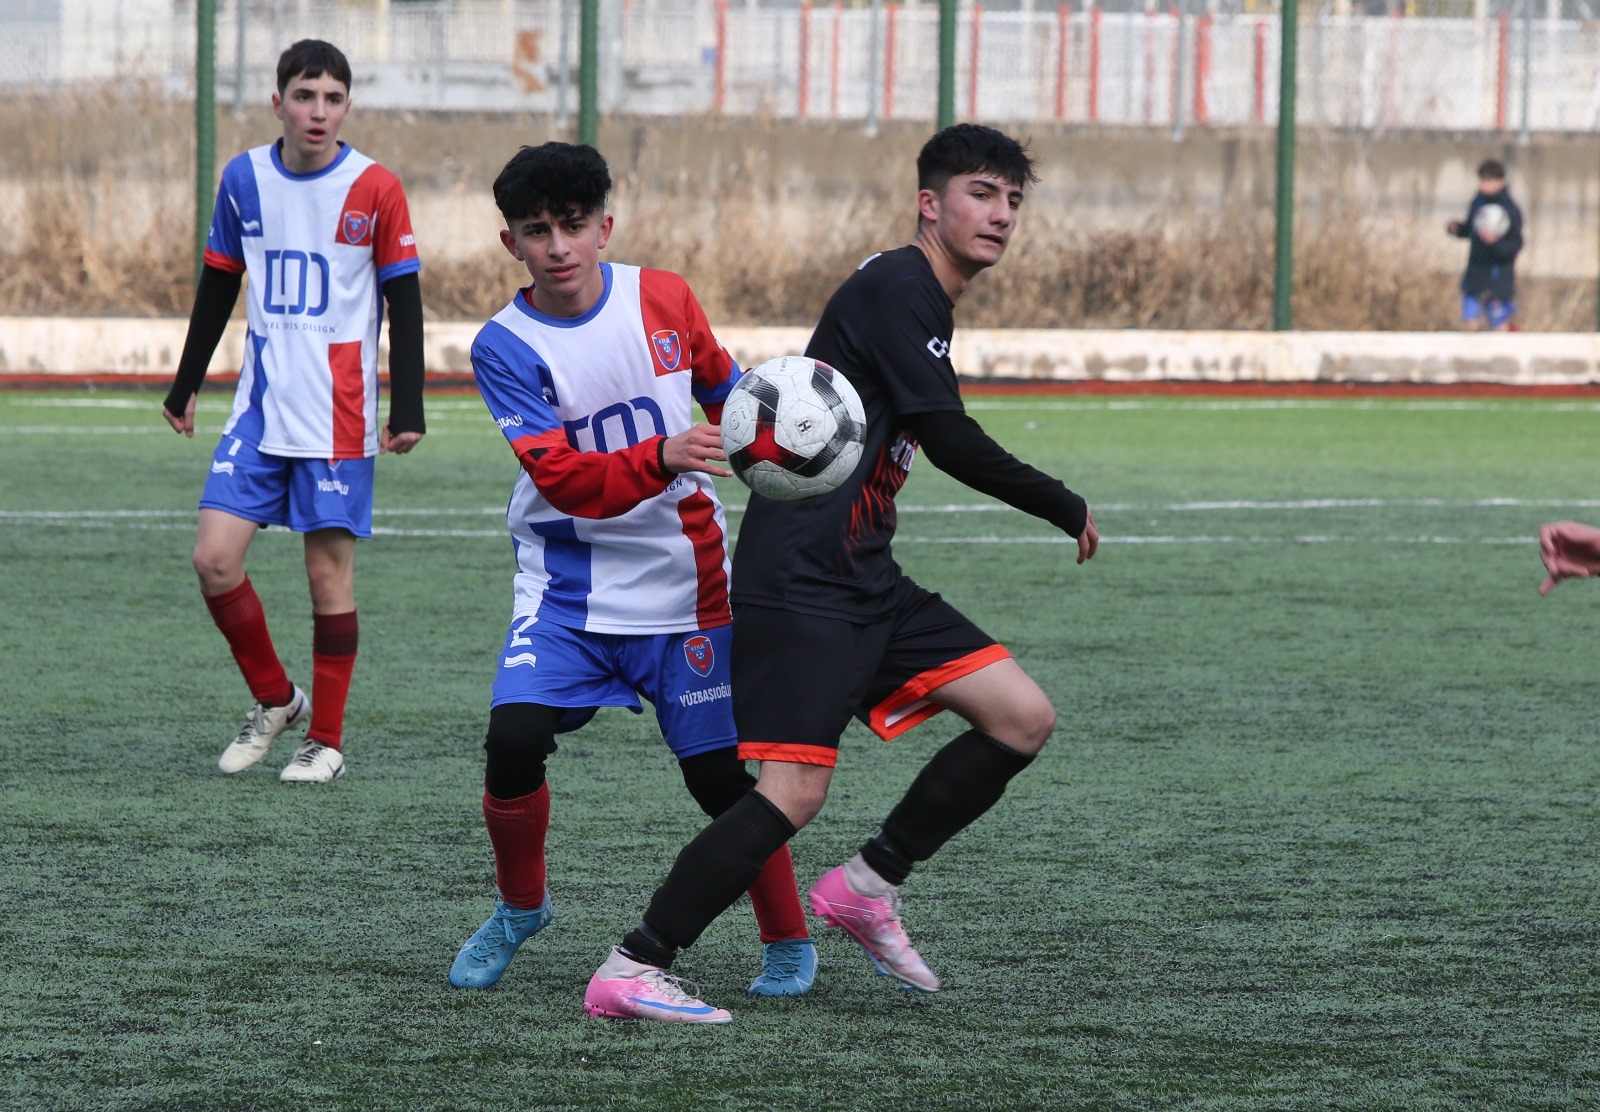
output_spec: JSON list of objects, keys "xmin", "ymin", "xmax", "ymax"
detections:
[
  {"xmin": 472, "ymin": 263, "xmax": 740, "ymax": 635},
  {"xmin": 204, "ymin": 142, "xmax": 421, "ymax": 459}
]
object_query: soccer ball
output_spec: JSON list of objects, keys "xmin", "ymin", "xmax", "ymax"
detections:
[
  {"xmin": 721, "ymin": 355, "xmax": 867, "ymax": 501},
  {"xmin": 1474, "ymin": 203, "xmax": 1510, "ymax": 240}
]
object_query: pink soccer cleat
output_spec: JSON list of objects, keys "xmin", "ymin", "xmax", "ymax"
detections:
[
  {"xmin": 583, "ymin": 948, "xmax": 733, "ymax": 1024},
  {"xmin": 808, "ymin": 865, "xmax": 941, "ymax": 992}
]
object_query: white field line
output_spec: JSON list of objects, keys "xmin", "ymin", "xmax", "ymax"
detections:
[{"xmin": 0, "ymin": 500, "xmax": 1569, "ymax": 546}]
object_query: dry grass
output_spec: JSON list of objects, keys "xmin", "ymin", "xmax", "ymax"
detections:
[{"xmin": 5, "ymin": 89, "xmax": 1594, "ymax": 330}]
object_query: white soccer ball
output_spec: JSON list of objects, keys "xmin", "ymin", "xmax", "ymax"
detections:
[
  {"xmin": 721, "ymin": 355, "xmax": 867, "ymax": 501},
  {"xmin": 1474, "ymin": 203, "xmax": 1510, "ymax": 240}
]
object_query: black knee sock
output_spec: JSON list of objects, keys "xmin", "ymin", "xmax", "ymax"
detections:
[
  {"xmin": 620, "ymin": 790, "xmax": 796, "ymax": 968},
  {"xmin": 861, "ymin": 729, "xmax": 1036, "ymax": 886}
]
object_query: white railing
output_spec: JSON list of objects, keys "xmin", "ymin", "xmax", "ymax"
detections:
[{"xmin": 3, "ymin": 0, "xmax": 1597, "ymax": 131}]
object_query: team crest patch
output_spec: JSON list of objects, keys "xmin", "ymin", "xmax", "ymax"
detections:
[
  {"xmin": 683, "ymin": 634, "xmax": 714, "ymax": 677},
  {"xmin": 650, "ymin": 330, "xmax": 682, "ymax": 374},
  {"xmin": 340, "ymin": 210, "xmax": 372, "ymax": 245}
]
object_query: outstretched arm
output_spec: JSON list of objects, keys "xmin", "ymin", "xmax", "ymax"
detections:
[
  {"xmin": 1538, "ymin": 521, "xmax": 1600, "ymax": 596},
  {"xmin": 905, "ymin": 408, "xmax": 1098, "ymax": 565}
]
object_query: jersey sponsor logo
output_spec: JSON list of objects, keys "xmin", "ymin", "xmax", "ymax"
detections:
[
  {"xmin": 564, "ymin": 395, "xmax": 667, "ymax": 453},
  {"xmin": 210, "ymin": 460, "xmax": 236, "ymax": 476},
  {"xmin": 263, "ymin": 250, "xmax": 330, "ymax": 317},
  {"xmin": 682, "ymin": 634, "xmax": 714, "ymax": 677},
  {"xmin": 678, "ymin": 682, "xmax": 730, "ymax": 708},
  {"xmin": 398, "ymin": 232, "xmax": 416, "ymax": 248},
  {"xmin": 650, "ymin": 329, "xmax": 682, "ymax": 374},
  {"xmin": 497, "ymin": 414, "xmax": 525, "ymax": 429},
  {"xmin": 340, "ymin": 210, "xmax": 372, "ymax": 245},
  {"xmin": 317, "ymin": 478, "xmax": 350, "ymax": 496},
  {"xmin": 926, "ymin": 337, "xmax": 950, "ymax": 359},
  {"xmin": 502, "ymin": 652, "xmax": 538, "ymax": 670}
]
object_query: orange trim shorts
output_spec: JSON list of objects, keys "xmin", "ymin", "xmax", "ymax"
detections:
[{"xmin": 732, "ymin": 579, "xmax": 1011, "ymax": 767}]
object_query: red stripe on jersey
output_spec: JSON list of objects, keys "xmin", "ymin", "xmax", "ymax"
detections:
[
  {"xmin": 676, "ymin": 489, "xmax": 730, "ymax": 624},
  {"xmin": 328, "ymin": 341, "xmax": 366, "ymax": 458},
  {"xmin": 203, "ymin": 248, "xmax": 245, "ymax": 274},
  {"xmin": 336, "ymin": 164, "xmax": 419, "ymax": 270}
]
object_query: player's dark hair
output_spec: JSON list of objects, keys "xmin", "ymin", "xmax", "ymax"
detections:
[
  {"xmin": 276, "ymin": 39, "xmax": 352, "ymax": 95},
  {"xmin": 1477, "ymin": 159, "xmax": 1507, "ymax": 180},
  {"xmin": 917, "ymin": 124, "xmax": 1039, "ymax": 195},
  {"xmin": 493, "ymin": 143, "xmax": 613, "ymax": 224}
]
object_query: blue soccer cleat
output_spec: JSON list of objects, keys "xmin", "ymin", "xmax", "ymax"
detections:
[
  {"xmin": 747, "ymin": 937, "xmax": 818, "ymax": 997},
  {"xmin": 448, "ymin": 894, "xmax": 553, "ymax": 989}
]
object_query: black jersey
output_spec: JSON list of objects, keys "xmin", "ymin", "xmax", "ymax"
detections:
[{"xmin": 730, "ymin": 247, "xmax": 966, "ymax": 620}]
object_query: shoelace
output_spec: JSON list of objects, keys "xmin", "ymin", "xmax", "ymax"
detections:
[
  {"xmin": 763, "ymin": 944, "xmax": 803, "ymax": 979},
  {"xmin": 645, "ymin": 970, "xmax": 708, "ymax": 1006},
  {"xmin": 287, "ymin": 744, "xmax": 323, "ymax": 767},
  {"xmin": 237, "ymin": 706, "xmax": 269, "ymax": 741}
]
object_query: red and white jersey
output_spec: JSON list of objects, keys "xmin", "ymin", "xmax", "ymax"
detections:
[
  {"xmin": 472, "ymin": 263, "xmax": 741, "ymax": 635},
  {"xmin": 204, "ymin": 142, "xmax": 421, "ymax": 459}
]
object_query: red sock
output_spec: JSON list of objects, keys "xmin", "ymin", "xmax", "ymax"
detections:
[
  {"xmin": 484, "ymin": 784, "xmax": 551, "ymax": 910},
  {"xmin": 748, "ymin": 844, "xmax": 809, "ymax": 943},
  {"xmin": 307, "ymin": 610, "xmax": 358, "ymax": 749},
  {"xmin": 204, "ymin": 577, "xmax": 292, "ymax": 706}
]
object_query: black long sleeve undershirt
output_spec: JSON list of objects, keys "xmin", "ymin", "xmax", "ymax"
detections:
[
  {"xmin": 902, "ymin": 408, "xmax": 1088, "ymax": 538},
  {"xmin": 163, "ymin": 265, "xmax": 242, "ymax": 418},
  {"xmin": 382, "ymin": 271, "xmax": 426, "ymax": 435},
  {"xmin": 162, "ymin": 267, "xmax": 427, "ymax": 436}
]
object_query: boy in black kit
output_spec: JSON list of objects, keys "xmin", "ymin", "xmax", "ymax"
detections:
[
  {"xmin": 583, "ymin": 124, "xmax": 1099, "ymax": 1024},
  {"xmin": 1446, "ymin": 159, "xmax": 1524, "ymax": 332}
]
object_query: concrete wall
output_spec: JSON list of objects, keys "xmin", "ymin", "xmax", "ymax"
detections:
[{"xmin": 6, "ymin": 317, "xmax": 1599, "ymax": 388}]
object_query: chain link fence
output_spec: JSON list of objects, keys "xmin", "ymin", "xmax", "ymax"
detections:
[{"xmin": 2, "ymin": 0, "xmax": 1597, "ymax": 131}]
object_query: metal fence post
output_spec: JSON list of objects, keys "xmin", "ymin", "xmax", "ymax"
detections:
[
  {"xmin": 195, "ymin": 0, "xmax": 216, "ymax": 283},
  {"xmin": 1273, "ymin": 0, "xmax": 1298, "ymax": 331}
]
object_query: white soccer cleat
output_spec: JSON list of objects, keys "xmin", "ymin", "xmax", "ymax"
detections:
[
  {"xmin": 278, "ymin": 740, "xmax": 346, "ymax": 783},
  {"xmin": 218, "ymin": 686, "xmax": 310, "ymax": 774}
]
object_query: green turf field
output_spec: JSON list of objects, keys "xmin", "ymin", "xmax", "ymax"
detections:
[{"xmin": 2, "ymin": 388, "xmax": 1598, "ymax": 1110}]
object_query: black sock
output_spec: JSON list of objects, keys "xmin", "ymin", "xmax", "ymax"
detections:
[
  {"xmin": 621, "ymin": 790, "xmax": 796, "ymax": 967},
  {"xmin": 861, "ymin": 730, "xmax": 1035, "ymax": 885}
]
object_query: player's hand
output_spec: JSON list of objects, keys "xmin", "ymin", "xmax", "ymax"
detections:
[
  {"xmin": 661, "ymin": 423, "xmax": 733, "ymax": 478},
  {"xmin": 1478, "ymin": 229, "xmax": 1501, "ymax": 245},
  {"xmin": 1446, "ymin": 220, "xmax": 1463, "ymax": 235},
  {"xmin": 1076, "ymin": 507, "xmax": 1099, "ymax": 565},
  {"xmin": 163, "ymin": 395, "xmax": 197, "ymax": 438},
  {"xmin": 1537, "ymin": 521, "xmax": 1600, "ymax": 596},
  {"xmin": 381, "ymin": 423, "xmax": 424, "ymax": 455}
]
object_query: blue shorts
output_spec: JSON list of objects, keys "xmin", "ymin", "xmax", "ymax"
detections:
[
  {"xmin": 199, "ymin": 434, "xmax": 375, "ymax": 536},
  {"xmin": 1462, "ymin": 295, "xmax": 1515, "ymax": 329},
  {"xmin": 490, "ymin": 617, "xmax": 735, "ymax": 760}
]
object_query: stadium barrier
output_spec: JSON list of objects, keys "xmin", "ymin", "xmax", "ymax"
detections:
[{"xmin": 2, "ymin": 318, "xmax": 1598, "ymax": 389}]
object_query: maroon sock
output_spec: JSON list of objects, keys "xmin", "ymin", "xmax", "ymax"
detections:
[
  {"xmin": 484, "ymin": 784, "xmax": 552, "ymax": 910},
  {"xmin": 306, "ymin": 610, "xmax": 357, "ymax": 749},
  {"xmin": 204, "ymin": 577, "xmax": 292, "ymax": 706}
]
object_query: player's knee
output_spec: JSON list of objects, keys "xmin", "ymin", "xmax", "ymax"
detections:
[
  {"xmin": 679, "ymin": 747, "xmax": 757, "ymax": 818},
  {"xmin": 191, "ymin": 544, "xmax": 240, "ymax": 591},
  {"xmin": 996, "ymin": 695, "xmax": 1055, "ymax": 756},
  {"xmin": 483, "ymin": 702, "xmax": 562, "ymax": 800}
]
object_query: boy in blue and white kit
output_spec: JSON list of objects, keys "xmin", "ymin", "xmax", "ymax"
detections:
[
  {"xmin": 446, "ymin": 142, "xmax": 815, "ymax": 1007},
  {"xmin": 162, "ymin": 39, "xmax": 425, "ymax": 784}
]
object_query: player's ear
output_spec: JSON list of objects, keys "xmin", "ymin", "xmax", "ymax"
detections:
[
  {"xmin": 596, "ymin": 213, "xmax": 614, "ymax": 251},
  {"xmin": 917, "ymin": 187, "xmax": 940, "ymax": 224},
  {"xmin": 271, "ymin": 91, "xmax": 284, "ymax": 120},
  {"xmin": 499, "ymin": 228, "xmax": 523, "ymax": 261}
]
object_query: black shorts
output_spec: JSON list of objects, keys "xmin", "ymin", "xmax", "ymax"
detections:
[{"xmin": 732, "ymin": 578, "xmax": 1010, "ymax": 767}]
